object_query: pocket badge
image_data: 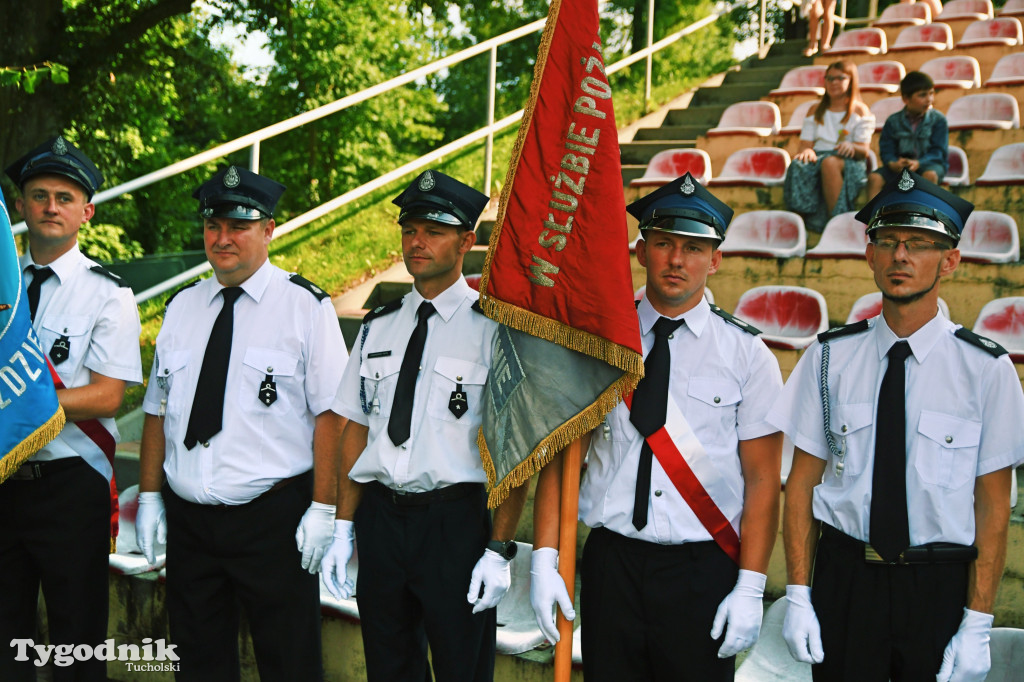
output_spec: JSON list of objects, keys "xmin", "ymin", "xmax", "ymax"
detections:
[
  {"xmin": 448, "ymin": 383, "xmax": 467, "ymax": 419},
  {"xmin": 259, "ymin": 373, "xmax": 277, "ymax": 407},
  {"xmin": 49, "ymin": 335, "xmax": 70, "ymax": 365}
]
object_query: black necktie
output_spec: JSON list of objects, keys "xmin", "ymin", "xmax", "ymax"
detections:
[
  {"xmin": 184, "ymin": 287, "xmax": 244, "ymax": 450},
  {"xmin": 870, "ymin": 341, "xmax": 913, "ymax": 562},
  {"xmin": 26, "ymin": 266, "xmax": 54, "ymax": 322},
  {"xmin": 388, "ymin": 301, "xmax": 435, "ymax": 446},
  {"xmin": 630, "ymin": 316, "xmax": 686, "ymax": 530}
]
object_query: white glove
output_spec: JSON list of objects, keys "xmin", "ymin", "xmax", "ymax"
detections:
[
  {"xmin": 936, "ymin": 608, "xmax": 993, "ymax": 682},
  {"xmin": 467, "ymin": 549, "xmax": 512, "ymax": 614},
  {"xmin": 320, "ymin": 520, "xmax": 356, "ymax": 600},
  {"xmin": 711, "ymin": 569, "xmax": 767, "ymax": 657},
  {"xmin": 783, "ymin": 584, "xmax": 825, "ymax": 664},
  {"xmin": 529, "ymin": 547, "xmax": 576, "ymax": 643},
  {"xmin": 135, "ymin": 492, "xmax": 166, "ymax": 565},
  {"xmin": 295, "ymin": 501, "xmax": 336, "ymax": 573}
]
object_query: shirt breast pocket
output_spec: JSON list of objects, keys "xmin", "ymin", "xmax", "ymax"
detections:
[
  {"xmin": 827, "ymin": 402, "xmax": 873, "ymax": 477},
  {"xmin": 913, "ymin": 411, "xmax": 980, "ymax": 490},
  {"xmin": 156, "ymin": 349, "xmax": 191, "ymax": 417},
  {"xmin": 427, "ymin": 356, "xmax": 488, "ymax": 423},
  {"xmin": 686, "ymin": 377, "xmax": 742, "ymax": 433},
  {"xmin": 39, "ymin": 315, "xmax": 91, "ymax": 371},
  {"xmin": 359, "ymin": 355, "xmax": 401, "ymax": 421},
  {"xmin": 240, "ymin": 347, "xmax": 299, "ymax": 414}
]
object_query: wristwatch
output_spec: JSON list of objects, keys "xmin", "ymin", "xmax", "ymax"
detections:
[{"xmin": 486, "ymin": 539, "xmax": 518, "ymax": 561}]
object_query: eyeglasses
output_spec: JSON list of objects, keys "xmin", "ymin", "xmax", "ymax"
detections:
[
  {"xmin": 871, "ymin": 237, "xmax": 949, "ymax": 253},
  {"xmin": 825, "ymin": 75, "xmax": 850, "ymax": 82}
]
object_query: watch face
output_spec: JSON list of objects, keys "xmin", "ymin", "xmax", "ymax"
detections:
[{"xmin": 504, "ymin": 541, "xmax": 518, "ymax": 560}]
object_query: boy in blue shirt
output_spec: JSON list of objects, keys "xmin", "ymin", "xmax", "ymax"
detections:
[{"xmin": 867, "ymin": 71, "xmax": 948, "ymax": 199}]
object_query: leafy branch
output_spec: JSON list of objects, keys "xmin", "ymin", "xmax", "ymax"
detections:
[{"xmin": 0, "ymin": 62, "xmax": 69, "ymax": 93}]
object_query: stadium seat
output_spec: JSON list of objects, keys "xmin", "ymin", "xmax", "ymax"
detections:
[
  {"xmin": 976, "ymin": 142, "xmax": 1024, "ymax": 184},
  {"xmin": 985, "ymin": 52, "xmax": 1024, "ymax": 86},
  {"xmin": 987, "ymin": 628, "xmax": 1024, "ymax": 681},
  {"xmin": 780, "ymin": 100, "xmax": 817, "ymax": 135},
  {"xmin": 938, "ymin": 0, "xmax": 994, "ymax": 21},
  {"xmin": 734, "ymin": 285, "xmax": 829, "ymax": 350},
  {"xmin": 719, "ymin": 210, "xmax": 807, "ymax": 258},
  {"xmin": 973, "ymin": 297, "xmax": 1024, "ymax": 362},
  {"xmin": 805, "ymin": 211, "xmax": 869, "ymax": 258},
  {"xmin": 708, "ymin": 148, "xmax": 790, "ymax": 187},
  {"xmin": 956, "ymin": 17, "xmax": 1023, "ymax": 47},
  {"xmin": 946, "ymin": 92, "xmax": 1020, "ymax": 130},
  {"xmin": 465, "ymin": 273, "xmax": 482, "ymax": 291},
  {"xmin": 945, "ymin": 145, "xmax": 970, "ymax": 186},
  {"xmin": 706, "ymin": 101, "xmax": 782, "ymax": 137},
  {"xmin": 999, "ymin": 0, "xmax": 1024, "ymax": 17},
  {"xmin": 958, "ymin": 211, "xmax": 1021, "ymax": 263},
  {"xmin": 870, "ymin": 96, "xmax": 905, "ymax": 131},
  {"xmin": 920, "ymin": 55, "xmax": 982, "ymax": 89},
  {"xmin": 874, "ymin": 2, "xmax": 932, "ymax": 26},
  {"xmin": 629, "ymin": 148, "xmax": 712, "ymax": 188},
  {"xmin": 109, "ymin": 484, "xmax": 166, "ymax": 575},
  {"xmin": 858, "ymin": 60, "xmax": 907, "ymax": 93},
  {"xmin": 889, "ymin": 23, "xmax": 954, "ymax": 51},
  {"xmin": 825, "ymin": 28, "xmax": 887, "ymax": 55},
  {"xmin": 735, "ymin": 599, "xmax": 813, "ymax": 682},
  {"xmin": 769, "ymin": 65, "xmax": 826, "ymax": 97},
  {"xmin": 847, "ymin": 292, "xmax": 951, "ymax": 323}
]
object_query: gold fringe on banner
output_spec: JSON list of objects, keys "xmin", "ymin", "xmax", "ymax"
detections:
[{"xmin": 0, "ymin": 406, "xmax": 66, "ymax": 485}]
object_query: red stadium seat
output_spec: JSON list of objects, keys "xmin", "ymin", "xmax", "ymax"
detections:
[
  {"xmin": 958, "ymin": 211, "xmax": 1021, "ymax": 263},
  {"xmin": 874, "ymin": 2, "xmax": 932, "ymax": 26},
  {"xmin": 985, "ymin": 52, "xmax": 1024, "ymax": 86},
  {"xmin": 938, "ymin": 0, "xmax": 994, "ymax": 21},
  {"xmin": 465, "ymin": 273, "xmax": 482, "ymax": 291},
  {"xmin": 780, "ymin": 100, "xmax": 817, "ymax": 135},
  {"xmin": 920, "ymin": 56, "xmax": 982, "ymax": 89},
  {"xmin": 977, "ymin": 142, "xmax": 1024, "ymax": 185},
  {"xmin": 734, "ymin": 285, "xmax": 829, "ymax": 350},
  {"xmin": 973, "ymin": 297, "xmax": 1024, "ymax": 362},
  {"xmin": 956, "ymin": 17, "xmax": 1023, "ymax": 47},
  {"xmin": 998, "ymin": 0, "xmax": 1024, "ymax": 17},
  {"xmin": 945, "ymin": 146, "xmax": 971, "ymax": 186},
  {"xmin": 858, "ymin": 60, "xmax": 907, "ymax": 93},
  {"xmin": 629, "ymin": 148, "xmax": 713, "ymax": 188},
  {"xmin": 769, "ymin": 66, "xmax": 826, "ymax": 97},
  {"xmin": 890, "ymin": 23, "xmax": 954, "ymax": 51},
  {"xmin": 846, "ymin": 292, "xmax": 951, "ymax": 323},
  {"xmin": 870, "ymin": 96, "xmax": 905, "ymax": 131},
  {"xmin": 805, "ymin": 211, "xmax": 870, "ymax": 258},
  {"xmin": 946, "ymin": 92, "xmax": 1020, "ymax": 130},
  {"xmin": 708, "ymin": 148, "xmax": 790, "ymax": 187},
  {"xmin": 825, "ymin": 28, "xmax": 888, "ymax": 55},
  {"xmin": 706, "ymin": 101, "xmax": 782, "ymax": 137},
  {"xmin": 719, "ymin": 210, "xmax": 807, "ymax": 258}
]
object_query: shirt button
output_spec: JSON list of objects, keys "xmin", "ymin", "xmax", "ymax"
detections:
[
  {"xmin": 945, "ymin": 435, "xmax": 953, "ymax": 444},
  {"xmin": 654, "ymin": 490, "xmax": 663, "ymax": 497},
  {"xmin": 841, "ymin": 425, "xmax": 848, "ymax": 433},
  {"xmin": 267, "ymin": 366, "xmax": 274, "ymax": 373},
  {"xmin": 457, "ymin": 375, "xmax": 463, "ymax": 381},
  {"xmin": 668, "ymin": 334, "xmax": 674, "ymax": 340},
  {"xmin": 402, "ymin": 444, "xmax": 408, "ymax": 450},
  {"xmin": 713, "ymin": 396, "xmax": 721, "ymax": 404}
]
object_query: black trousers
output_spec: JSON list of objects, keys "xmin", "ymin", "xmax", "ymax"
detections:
[
  {"xmin": 811, "ymin": 525, "xmax": 968, "ymax": 682},
  {"xmin": 580, "ymin": 526, "xmax": 738, "ymax": 682},
  {"xmin": 0, "ymin": 458, "xmax": 110, "ymax": 682},
  {"xmin": 354, "ymin": 483, "xmax": 495, "ymax": 682},
  {"xmin": 163, "ymin": 473, "xmax": 322, "ymax": 682}
]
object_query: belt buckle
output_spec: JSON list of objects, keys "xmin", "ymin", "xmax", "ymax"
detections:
[{"xmin": 864, "ymin": 544, "xmax": 903, "ymax": 565}]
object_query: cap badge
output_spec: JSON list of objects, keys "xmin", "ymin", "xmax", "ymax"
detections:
[
  {"xmin": 681, "ymin": 176, "xmax": 696, "ymax": 195},
  {"xmin": 52, "ymin": 136, "xmax": 68, "ymax": 156},
  {"xmin": 223, "ymin": 166, "xmax": 241, "ymax": 188},
  {"xmin": 897, "ymin": 168, "xmax": 914, "ymax": 192},
  {"xmin": 418, "ymin": 171, "xmax": 436, "ymax": 192}
]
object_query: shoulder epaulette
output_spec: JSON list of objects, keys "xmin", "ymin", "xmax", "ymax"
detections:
[
  {"xmin": 710, "ymin": 304, "xmax": 762, "ymax": 335},
  {"xmin": 89, "ymin": 265, "xmax": 129, "ymax": 288},
  {"xmin": 362, "ymin": 298, "xmax": 403, "ymax": 324},
  {"xmin": 817, "ymin": 319, "xmax": 870, "ymax": 343},
  {"xmin": 471, "ymin": 300, "xmax": 487, "ymax": 315},
  {"xmin": 954, "ymin": 327, "xmax": 1008, "ymax": 357},
  {"xmin": 288, "ymin": 273, "xmax": 330, "ymax": 301},
  {"xmin": 635, "ymin": 300, "xmax": 641, "ymax": 309},
  {"xmin": 164, "ymin": 280, "xmax": 200, "ymax": 309}
]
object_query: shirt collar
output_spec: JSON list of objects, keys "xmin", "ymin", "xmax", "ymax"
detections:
[
  {"xmin": 873, "ymin": 308, "xmax": 952, "ymax": 363},
  {"xmin": 409, "ymin": 275, "xmax": 474, "ymax": 323},
  {"xmin": 203, "ymin": 258, "xmax": 274, "ymax": 305},
  {"xmin": 21, "ymin": 243, "xmax": 83, "ymax": 285},
  {"xmin": 637, "ymin": 294, "xmax": 711, "ymax": 338}
]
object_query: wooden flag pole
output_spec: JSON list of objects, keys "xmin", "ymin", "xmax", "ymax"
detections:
[{"xmin": 554, "ymin": 438, "xmax": 582, "ymax": 682}]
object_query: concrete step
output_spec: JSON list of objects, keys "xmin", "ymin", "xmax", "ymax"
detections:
[
  {"xmin": 721, "ymin": 64, "xmax": 794, "ymax": 86},
  {"xmin": 631, "ymin": 125, "xmax": 709, "ymax": 141},
  {"xmin": 663, "ymin": 104, "xmax": 728, "ymax": 127},
  {"xmin": 619, "ymin": 140, "xmax": 696, "ymax": 165},
  {"xmin": 689, "ymin": 83, "xmax": 773, "ymax": 107}
]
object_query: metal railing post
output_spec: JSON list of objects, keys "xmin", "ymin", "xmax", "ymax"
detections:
[
  {"xmin": 484, "ymin": 45, "xmax": 497, "ymax": 197},
  {"xmin": 645, "ymin": 0, "xmax": 654, "ymax": 105},
  {"xmin": 759, "ymin": 0, "xmax": 767, "ymax": 56},
  {"xmin": 249, "ymin": 141, "xmax": 261, "ymax": 173}
]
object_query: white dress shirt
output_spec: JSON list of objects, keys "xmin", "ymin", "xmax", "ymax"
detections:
[
  {"xmin": 142, "ymin": 260, "xmax": 347, "ymax": 505},
  {"xmin": 333, "ymin": 275, "xmax": 497, "ymax": 493},
  {"xmin": 21, "ymin": 245, "xmax": 142, "ymax": 478},
  {"xmin": 579, "ymin": 295, "xmax": 783, "ymax": 544},
  {"xmin": 768, "ymin": 312, "xmax": 1024, "ymax": 546}
]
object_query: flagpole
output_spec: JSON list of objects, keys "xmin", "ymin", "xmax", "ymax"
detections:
[{"xmin": 554, "ymin": 438, "xmax": 582, "ymax": 681}]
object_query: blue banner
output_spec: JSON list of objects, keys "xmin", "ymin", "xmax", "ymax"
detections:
[{"xmin": 0, "ymin": 193, "xmax": 65, "ymax": 483}]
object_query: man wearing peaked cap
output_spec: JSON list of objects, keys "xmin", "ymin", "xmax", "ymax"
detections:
[
  {"xmin": 322, "ymin": 169, "xmax": 529, "ymax": 681},
  {"xmin": 1, "ymin": 136, "xmax": 141, "ymax": 681},
  {"xmin": 529, "ymin": 172, "xmax": 784, "ymax": 681},
  {"xmin": 137, "ymin": 166, "xmax": 348, "ymax": 680},
  {"xmin": 770, "ymin": 167, "xmax": 1024, "ymax": 681}
]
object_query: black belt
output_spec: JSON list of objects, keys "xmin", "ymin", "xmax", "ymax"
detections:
[
  {"xmin": 365, "ymin": 480, "xmax": 482, "ymax": 507},
  {"xmin": 822, "ymin": 524, "xmax": 978, "ymax": 565},
  {"xmin": 7, "ymin": 458, "xmax": 85, "ymax": 481}
]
